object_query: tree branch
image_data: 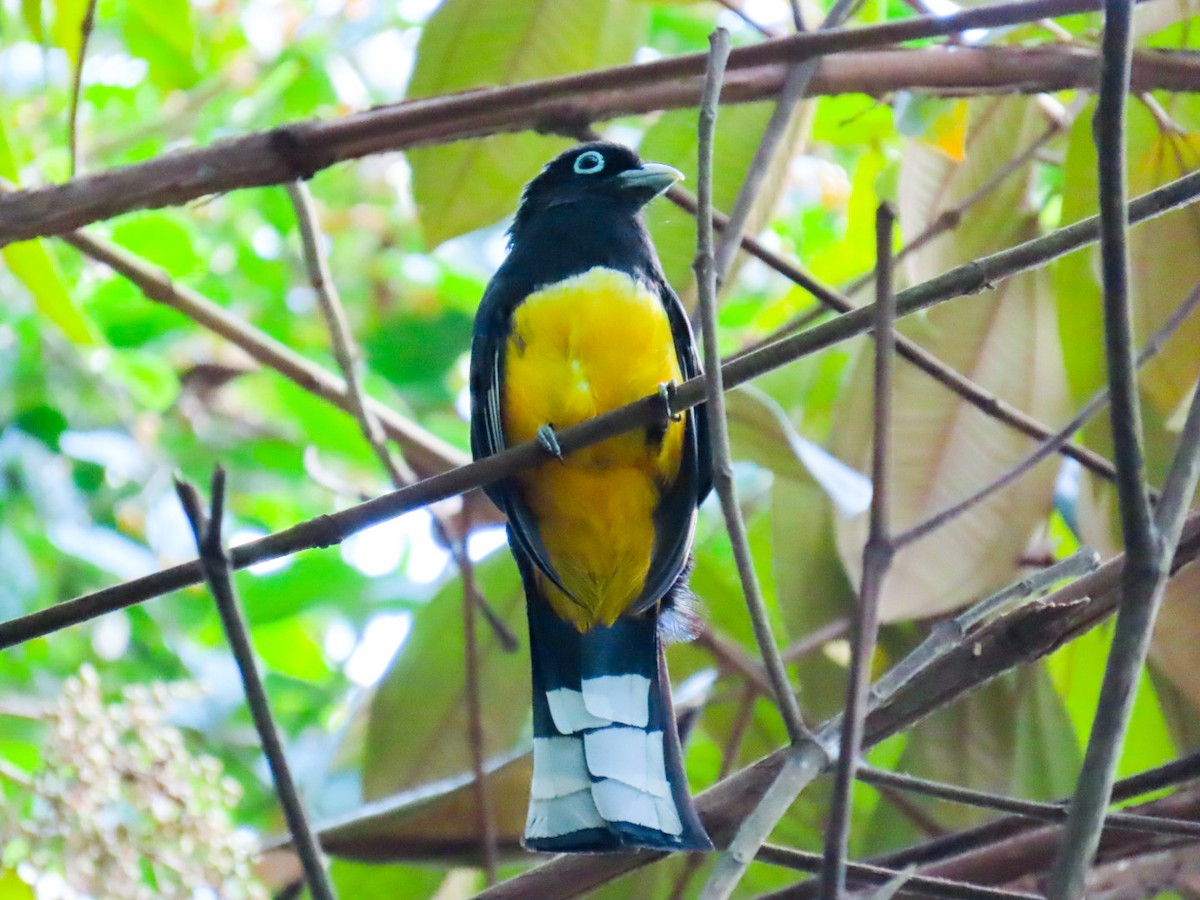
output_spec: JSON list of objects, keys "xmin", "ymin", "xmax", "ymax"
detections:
[
  {"xmin": 693, "ymin": 29, "xmax": 809, "ymax": 750},
  {"xmin": 821, "ymin": 204, "xmax": 897, "ymax": 899},
  {"xmin": 176, "ymin": 469, "xmax": 335, "ymax": 900},
  {"xmin": 2, "ymin": 0, "xmax": 1185, "ymax": 247}
]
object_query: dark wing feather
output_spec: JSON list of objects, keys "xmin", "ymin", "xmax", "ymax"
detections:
[
  {"xmin": 630, "ymin": 277, "xmax": 711, "ymax": 614},
  {"xmin": 470, "ymin": 275, "xmax": 574, "ymax": 599}
]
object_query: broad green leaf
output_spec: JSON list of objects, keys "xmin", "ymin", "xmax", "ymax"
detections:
[
  {"xmin": 1149, "ymin": 561, "xmax": 1200, "ymax": 719},
  {"xmin": 251, "ymin": 616, "xmax": 327, "ymax": 682},
  {"xmin": 49, "ymin": 0, "xmax": 87, "ymax": 61},
  {"xmin": 833, "ymin": 98, "xmax": 1070, "ymax": 621},
  {"xmin": 770, "ymin": 476, "xmax": 855, "ymax": 724},
  {"xmin": 0, "ymin": 119, "xmax": 97, "ymax": 346},
  {"xmin": 305, "ymin": 750, "xmax": 531, "ymax": 866},
  {"xmin": 407, "ymin": 0, "xmax": 646, "ymax": 247},
  {"xmin": 21, "ymin": 0, "xmax": 44, "ymax": 43},
  {"xmin": 640, "ymin": 98, "xmax": 811, "ymax": 295},
  {"xmin": 2, "ymin": 242, "xmax": 99, "ymax": 346},
  {"xmin": 0, "ymin": 869, "xmax": 34, "ymax": 900},
  {"xmin": 361, "ymin": 552, "xmax": 529, "ymax": 801},
  {"xmin": 327, "ymin": 860, "xmax": 452, "ymax": 898},
  {"xmin": 111, "ymin": 214, "xmax": 200, "ymax": 277},
  {"xmin": 121, "ymin": 0, "xmax": 198, "ymax": 89},
  {"xmin": 1054, "ymin": 100, "xmax": 1200, "ymax": 430},
  {"xmin": 1048, "ymin": 616, "xmax": 1177, "ymax": 778}
]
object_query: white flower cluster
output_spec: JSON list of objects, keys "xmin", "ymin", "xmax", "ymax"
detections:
[{"xmin": 2, "ymin": 665, "xmax": 267, "ymax": 900}]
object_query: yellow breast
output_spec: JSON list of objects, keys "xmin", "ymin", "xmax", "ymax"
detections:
[{"xmin": 502, "ymin": 267, "xmax": 686, "ymax": 630}]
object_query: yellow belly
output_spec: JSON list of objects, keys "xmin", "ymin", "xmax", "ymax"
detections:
[{"xmin": 503, "ymin": 267, "xmax": 685, "ymax": 630}]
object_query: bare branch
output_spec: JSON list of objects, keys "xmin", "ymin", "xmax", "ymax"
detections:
[
  {"xmin": 3, "ymin": 0, "xmax": 1185, "ymax": 247},
  {"xmin": 175, "ymin": 469, "xmax": 335, "ymax": 900},
  {"xmin": 1049, "ymin": 0, "xmax": 1178, "ymax": 891},
  {"xmin": 821, "ymin": 204, "xmax": 897, "ymax": 899},
  {"xmin": 693, "ymin": 28, "xmax": 808, "ymax": 748},
  {"xmin": 66, "ymin": 0, "xmax": 98, "ymax": 178},
  {"xmin": 712, "ymin": 0, "xmax": 858, "ymax": 284}
]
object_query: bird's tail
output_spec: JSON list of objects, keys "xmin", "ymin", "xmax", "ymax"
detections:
[{"xmin": 519, "ymin": 558, "xmax": 712, "ymax": 854}]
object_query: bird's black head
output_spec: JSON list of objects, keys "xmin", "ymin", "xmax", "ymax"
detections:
[{"xmin": 508, "ymin": 142, "xmax": 682, "ymax": 246}]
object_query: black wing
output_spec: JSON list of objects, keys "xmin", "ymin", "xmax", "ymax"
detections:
[
  {"xmin": 630, "ymin": 276, "xmax": 712, "ymax": 615},
  {"xmin": 469, "ymin": 274, "xmax": 574, "ymax": 598}
]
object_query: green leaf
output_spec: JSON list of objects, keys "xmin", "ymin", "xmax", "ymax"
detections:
[
  {"xmin": 1048, "ymin": 617, "xmax": 1177, "ymax": 778},
  {"xmin": 0, "ymin": 868, "xmax": 35, "ymax": 900},
  {"xmin": 0, "ymin": 119, "xmax": 98, "ymax": 346},
  {"xmin": 49, "ymin": 0, "xmax": 87, "ymax": 62},
  {"xmin": 327, "ymin": 859, "xmax": 449, "ymax": 899},
  {"xmin": 21, "ymin": 0, "xmax": 44, "ymax": 43},
  {"xmin": 109, "ymin": 351, "xmax": 180, "ymax": 411},
  {"xmin": 121, "ymin": 0, "xmax": 198, "ymax": 89},
  {"xmin": 111, "ymin": 214, "xmax": 200, "ymax": 277},
  {"xmin": 1055, "ymin": 100, "xmax": 1200, "ymax": 434},
  {"xmin": 406, "ymin": 0, "xmax": 646, "ymax": 247},
  {"xmin": 3, "ymin": 241, "xmax": 100, "ymax": 346},
  {"xmin": 360, "ymin": 551, "xmax": 530, "ymax": 801}
]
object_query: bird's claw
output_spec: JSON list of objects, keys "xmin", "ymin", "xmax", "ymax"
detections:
[
  {"xmin": 659, "ymin": 382, "xmax": 683, "ymax": 423},
  {"xmin": 537, "ymin": 424, "xmax": 564, "ymax": 461}
]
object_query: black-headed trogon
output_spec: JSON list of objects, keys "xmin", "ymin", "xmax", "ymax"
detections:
[{"xmin": 469, "ymin": 142, "xmax": 713, "ymax": 853}]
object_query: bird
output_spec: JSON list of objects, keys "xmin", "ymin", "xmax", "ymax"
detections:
[{"xmin": 469, "ymin": 141, "xmax": 713, "ymax": 853}]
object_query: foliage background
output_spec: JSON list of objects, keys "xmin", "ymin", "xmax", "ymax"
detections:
[{"xmin": 0, "ymin": 0, "xmax": 1199, "ymax": 896}]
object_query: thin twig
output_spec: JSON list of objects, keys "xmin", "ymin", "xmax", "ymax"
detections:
[
  {"xmin": 1048, "ymin": 0, "xmax": 1163, "ymax": 893},
  {"xmin": 693, "ymin": 27, "xmax": 808, "ymax": 745},
  {"xmin": 715, "ymin": 0, "xmax": 778, "ymax": 36},
  {"xmin": 758, "ymin": 845, "xmax": 1042, "ymax": 900},
  {"xmin": 6, "ymin": 166, "xmax": 1200, "ymax": 649},
  {"xmin": 712, "ymin": 0, "xmax": 857, "ymax": 284},
  {"xmin": 893, "ymin": 279, "xmax": 1200, "ymax": 550},
  {"xmin": 286, "ymin": 181, "xmax": 502, "ymax": 880},
  {"xmin": 867, "ymin": 749, "xmax": 1200, "ymax": 879},
  {"xmin": 175, "ymin": 469, "xmax": 335, "ymax": 900},
  {"xmin": 821, "ymin": 204, "xmax": 898, "ymax": 900},
  {"xmin": 859, "ymin": 765, "xmax": 1200, "ymax": 839},
  {"xmin": 870, "ymin": 549, "xmax": 1101, "ymax": 705},
  {"xmin": 66, "ymin": 0, "xmax": 98, "ymax": 178},
  {"xmin": 790, "ymin": 0, "xmax": 808, "ymax": 31}
]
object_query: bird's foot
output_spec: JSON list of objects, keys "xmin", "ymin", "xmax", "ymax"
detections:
[
  {"xmin": 658, "ymin": 382, "xmax": 683, "ymax": 424},
  {"xmin": 537, "ymin": 423, "xmax": 564, "ymax": 461}
]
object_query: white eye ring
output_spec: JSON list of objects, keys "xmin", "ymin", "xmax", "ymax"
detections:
[{"xmin": 573, "ymin": 150, "xmax": 605, "ymax": 175}]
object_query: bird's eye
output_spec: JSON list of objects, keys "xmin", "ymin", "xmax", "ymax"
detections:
[{"xmin": 573, "ymin": 151, "xmax": 606, "ymax": 175}]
